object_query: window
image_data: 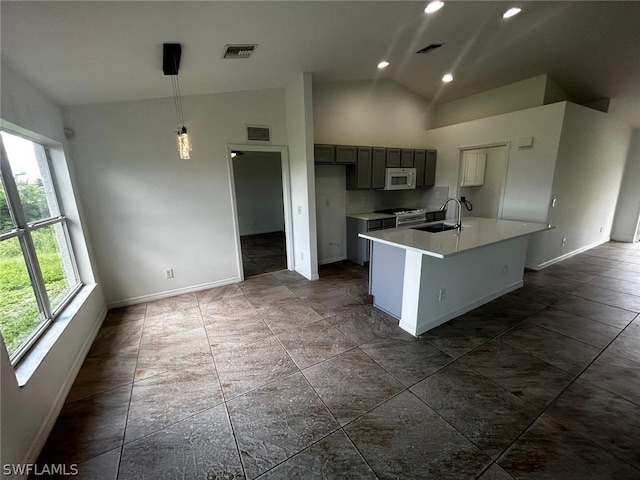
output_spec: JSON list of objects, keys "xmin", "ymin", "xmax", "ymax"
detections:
[{"xmin": 0, "ymin": 130, "xmax": 81, "ymax": 364}]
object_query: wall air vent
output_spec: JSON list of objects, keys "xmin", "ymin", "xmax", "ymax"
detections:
[
  {"xmin": 246, "ymin": 125, "xmax": 271, "ymax": 143},
  {"xmin": 223, "ymin": 44, "xmax": 257, "ymax": 59},
  {"xmin": 416, "ymin": 43, "xmax": 444, "ymax": 54}
]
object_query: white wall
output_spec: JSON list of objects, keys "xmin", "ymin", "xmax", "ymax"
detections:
[
  {"xmin": 1, "ymin": 62, "xmax": 106, "ymax": 472},
  {"xmin": 63, "ymin": 88, "xmax": 289, "ymax": 305},
  {"xmin": 286, "ymin": 73, "xmax": 319, "ymax": 280},
  {"xmin": 611, "ymin": 128, "xmax": 640, "ymax": 242},
  {"xmin": 232, "ymin": 151, "xmax": 284, "ymax": 236},
  {"xmin": 528, "ymin": 103, "xmax": 632, "ymax": 266},
  {"xmin": 424, "ymin": 102, "xmax": 566, "ymax": 225}
]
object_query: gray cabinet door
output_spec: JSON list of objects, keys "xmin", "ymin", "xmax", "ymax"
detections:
[
  {"xmin": 371, "ymin": 147, "xmax": 386, "ymax": 189},
  {"xmin": 386, "ymin": 148, "xmax": 401, "ymax": 167},
  {"xmin": 414, "ymin": 149, "xmax": 426, "ymax": 187},
  {"xmin": 425, "ymin": 150, "xmax": 437, "ymax": 186},
  {"xmin": 346, "ymin": 147, "xmax": 373, "ymax": 190},
  {"xmin": 335, "ymin": 145, "xmax": 357, "ymax": 164},
  {"xmin": 314, "ymin": 144, "xmax": 335, "ymax": 164},
  {"xmin": 400, "ymin": 149, "xmax": 415, "ymax": 168}
]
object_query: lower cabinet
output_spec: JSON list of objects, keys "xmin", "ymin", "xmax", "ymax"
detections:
[{"xmin": 347, "ymin": 216, "xmax": 396, "ymax": 266}]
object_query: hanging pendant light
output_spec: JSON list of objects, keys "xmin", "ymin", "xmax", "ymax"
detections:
[{"xmin": 163, "ymin": 43, "xmax": 192, "ymax": 159}]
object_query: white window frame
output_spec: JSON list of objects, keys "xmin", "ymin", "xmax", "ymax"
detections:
[{"xmin": 0, "ymin": 131, "xmax": 82, "ymax": 365}]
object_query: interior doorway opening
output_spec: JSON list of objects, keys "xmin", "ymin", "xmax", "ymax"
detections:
[{"xmin": 228, "ymin": 145, "xmax": 293, "ymax": 280}]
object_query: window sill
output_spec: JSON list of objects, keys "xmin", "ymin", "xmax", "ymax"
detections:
[{"xmin": 15, "ymin": 284, "xmax": 100, "ymax": 387}]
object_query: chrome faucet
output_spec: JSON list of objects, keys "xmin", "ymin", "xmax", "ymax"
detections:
[{"xmin": 440, "ymin": 197, "xmax": 463, "ymax": 230}]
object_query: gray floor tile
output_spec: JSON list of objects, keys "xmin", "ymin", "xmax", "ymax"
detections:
[
  {"xmin": 145, "ymin": 292, "xmax": 199, "ymax": 317},
  {"xmin": 204, "ymin": 310, "xmax": 274, "ymax": 354},
  {"xmin": 87, "ymin": 319, "xmax": 144, "ymax": 357},
  {"xmin": 498, "ymin": 414, "xmax": 640, "ymax": 479},
  {"xmin": 277, "ymin": 320, "xmax": 354, "ymax": 369},
  {"xmin": 580, "ymin": 350, "xmax": 640, "ymax": 405},
  {"xmin": 302, "ymin": 348, "xmax": 404, "ymax": 425},
  {"xmin": 195, "ymin": 283, "xmax": 244, "ymax": 305},
  {"xmin": 550, "ymin": 294, "xmax": 636, "ymax": 328},
  {"xmin": 570, "ymin": 253, "xmax": 622, "ymax": 268},
  {"xmin": 601, "ymin": 266, "xmax": 640, "ymax": 284},
  {"xmin": 245, "ymin": 285, "xmax": 298, "ymax": 305},
  {"xmin": 588, "ymin": 275, "xmax": 640, "ymax": 296},
  {"xmin": 345, "ymin": 391, "xmax": 491, "ymax": 479},
  {"xmin": 140, "ymin": 307, "xmax": 204, "ymax": 344},
  {"xmin": 570, "ymin": 284, "xmax": 640, "ymax": 312},
  {"xmin": 214, "ymin": 336, "xmax": 298, "ymax": 399},
  {"xmin": 119, "ymin": 405, "xmax": 243, "ymax": 480},
  {"xmin": 360, "ymin": 334, "xmax": 453, "ymax": 386},
  {"xmin": 542, "ymin": 264, "xmax": 598, "ymax": 284},
  {"xmin": 125, "ymin": 363, "xmax": 224, "ymax": 443},
  {"xmin": 605, "ymin": 320, "xmax": 640, "ymax": 362},
  {"xmin": 411, "ymin": 362, "xmax": 538, "ymax": 459},
  {"xmin": 255, "ymin": 430, "xmax": 376, "ymax": 479},
  {"xmin": 327, "ymin": 304, "xmax": 400, "ymax": 345},
  {"xmin": 39, "ymin": 385, "xmax": 131, "ymax": 465},
  {"xmin": 478, "ymin": 464, "xmax": 515, "ymax": 479},
  {"xmin": 254, "ymin": 297, "xmax": 323, "ymax": 334},
  {"xmin": 102, "ymin": 304, "xmax": 146, "ymax": 326},
  {"xmin": 527, "ymin": 308, "xmax": 621, "ymax": 348},
  {"xmin": 460, "ymin": 340, "xmax": 574, "ymax": 410},
  {"xmin": 227, "ymin": 372, "xmax": 339, "ymax": 479},
  {"xmin": 304, "ymin": 291, "xmax": 364, "ymax": 318},
  {"xmin": 74, "ymin": 448, "xmax": 121, "ymax": 480},
  {"xmin": 547, "ymin": 380, "xmax": 640, "ymax": 469},
  {"xmin": 512, "ymin": 283, "xmax": 568, "ymax": 307},
  {"xmin": 553, "ymin": 259, "xmax": 612, "ymax": 276},
  {"xmin": 499, "ymin": 322, "xmax": 601, "ymax": 374}
]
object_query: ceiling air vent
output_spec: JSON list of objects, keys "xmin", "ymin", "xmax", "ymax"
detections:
[
  {"xmin": 247, "ymin": 125, "xmax": 271, "ymax": 143},
  {"xmin": 416, "ymin": 43, "xmax": 444, "ymax": 54},
  {"xmin": 223, "ymin": 44, "xmax": 257, "ymax": 59}
]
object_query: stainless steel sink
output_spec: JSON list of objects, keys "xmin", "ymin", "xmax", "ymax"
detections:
[{"xmin": 412, "ymin": 223, "xmax": 459, "ymax": 233}]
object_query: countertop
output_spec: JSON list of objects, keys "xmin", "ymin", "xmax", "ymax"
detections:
[
  {"xmin": 347, "ymin": 207, "xmax": 443, "ymax": 221},
  {"xmin": 359, "ymin": 217, "xmax": 550, "ymax": 258}
]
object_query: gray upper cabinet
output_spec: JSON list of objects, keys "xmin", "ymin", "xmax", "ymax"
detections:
[
  {"xmin": 400, "ymin": 149, "xmax": 415, "ymax": 168},
  {"xmin": 371, "ymin": 147, "xmax": 386, "ymax": 189},
  {"xmin": 385, "ymin": 148, "xmax": 401, "ymax": 167},
  {"xmin": 335, "ymin": 145, "xmax": 357, "ymax": 164},
  {"xmin": 346, "ymin": 147, "xmax": 373, "ymax": 190},
  {"xmin": 425, "ymin": 150, "xmax": 437, "ymax": 186},
  {"xmin": 414, "ymin": 149, "xmax": 426, "ymax": 187},
  {"xmin": 314, "ymin": 144, "xmax": 335, "ymax": 164}
]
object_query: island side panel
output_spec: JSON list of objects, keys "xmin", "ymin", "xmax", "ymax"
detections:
[
  {"xmin": 410, "ymin": 236, "xmax": 529, "ymax": 336},
  {"xmin": 370, "ymin": 241, "xmax": 406, "ymax": 319}
]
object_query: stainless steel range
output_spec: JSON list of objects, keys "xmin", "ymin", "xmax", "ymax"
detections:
[{"xmin": 375, "ymin": 207, "xmax": 427, "ymax": 227}]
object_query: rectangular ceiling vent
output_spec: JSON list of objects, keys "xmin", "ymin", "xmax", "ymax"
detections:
[
  {"xmin": 247, "ymin": 125, "xmax": 271, "ymax": 143},
  {"xmin": 223, "ymin": 44, "xmax": 257, "ymax": 59},
  {"xmin": 416, "ymin": 43, "xmax": 444, "ymax": 54}
]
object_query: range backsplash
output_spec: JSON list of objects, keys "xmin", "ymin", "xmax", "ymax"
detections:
[{"xmin": 346, "ymin": 186, "xmax": 449, "ymax": 214}]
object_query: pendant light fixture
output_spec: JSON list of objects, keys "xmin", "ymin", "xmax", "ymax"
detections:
[{"xmin": 163, "ymin": 43, "xmax": 192, "ymax": 159}]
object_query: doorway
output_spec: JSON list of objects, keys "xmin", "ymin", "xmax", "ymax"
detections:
[
  {"xmin": 228, "ymin": 145, "xmax": 293, "ymax": 280},
  {"xmin": 458, "ymin": 144, "xmax": 509, "ymax": 219}
]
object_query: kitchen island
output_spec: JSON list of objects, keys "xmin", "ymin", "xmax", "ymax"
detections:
[{"xmin": 359, "ymin": 217, "xmax": 549, "ymax": 336}]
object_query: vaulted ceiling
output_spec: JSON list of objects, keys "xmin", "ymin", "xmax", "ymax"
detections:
[{"xmin": 2, "ymin": 1, "xmax": 639, "ymax": 126}]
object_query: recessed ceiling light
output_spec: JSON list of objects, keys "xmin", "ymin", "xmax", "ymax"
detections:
[
  {"xmin": 377, "ymin": 61, "xmax": 390, "ymax": 69},
  {"xmin": 503, "ymin": 7, "xmax": 522, "ymax": 19},
  {"xmin": 442, "ymin": 73, "xmax": 453, "ymax": 83},
  {"xmin": 425, "ymin": 1, "xmax": 444, "ymax": 14}
]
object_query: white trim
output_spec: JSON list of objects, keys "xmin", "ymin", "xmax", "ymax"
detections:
[
  {"xmin": 107, "ymin": 276, "xmax": 241, "ymax": 309},
  {"xmin": 21, "ymin": 303, "xmax": 107, "ymax": 468},
  {"xmin": 526, "ymin": 237, "xmax": 610, "ymax": 270},
  {"xmin": 226, "ymin": 144, "xmax": 294, "ymax": 282},
  {"xmin": 318, "ymin": 255, "xmax": 347, "ymax": 265},
  {"xmin": 402, "ymin": 281, "xmax": 522, "ymax": 336}
]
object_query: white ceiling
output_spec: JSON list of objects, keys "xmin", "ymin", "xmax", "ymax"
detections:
[{"xmin": 2, "ymin": 1, "xmax": 640, "ymax": 126}]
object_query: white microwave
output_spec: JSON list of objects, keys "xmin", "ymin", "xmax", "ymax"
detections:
[{"xmin": 384, "ymin": 168, "xmax": 417, "ymax": 190}]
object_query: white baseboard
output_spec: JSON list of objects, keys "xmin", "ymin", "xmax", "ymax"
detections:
[
  {"xmin": 402, "ymin": 281, "xmax": 523, "ymax": 336},
  {"xmin": 107, "ymin": 277, "xmax": 242, "ymax": 309},
  {"xmin": 21, "ymin": 304, "xmax": 107, "ymax": 471},
  {"xmin": 526, "ymin": 238, "xmax": 610, "ymax": 270},
  {"xmin": 318, "ymin": 255, "xmax": 347, "ymax": 265}
]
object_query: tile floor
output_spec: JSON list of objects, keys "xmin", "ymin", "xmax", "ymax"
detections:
[
  {"xmin": 37, "ymin": 241, "xmax": 640, "ymax": 479},
  {"xmin": 241, "ymin": 231, "xmax": 287, "ymax": 278}
]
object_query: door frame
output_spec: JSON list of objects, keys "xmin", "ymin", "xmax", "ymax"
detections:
[
  {"xmin": 226, "ymin": 144, "xmax": 294, "ymax": 281},
  {"xmin": 457, "ymin": 142, "xmax": 511, "ymax": 219}
]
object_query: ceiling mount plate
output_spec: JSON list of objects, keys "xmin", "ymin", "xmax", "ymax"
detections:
[{"xmin": 163, "ymin": 43, "xmax": 182, "ymax": 75}]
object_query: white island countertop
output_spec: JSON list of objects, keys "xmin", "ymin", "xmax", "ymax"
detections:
[{"xmin": 359, "ymin": 217, "xmax": 550, "ymax": 258}]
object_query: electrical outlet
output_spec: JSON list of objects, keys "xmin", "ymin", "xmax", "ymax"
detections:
[
  {"xmin": 297, "ymin": 206, "xmax": 302, "ymax": 214},
  {"xmin": 434, "ymin": 191, "xmax": 441, "ymax": 199},
  {"xmin": 165, "ymin": 268, "xmax": 174, "ymax": 279},
  {"xmin": 325, "ymin": 198, "xmax": 330, "ymax": 207},
  {"xmin": 438, "ymin": 288, "xmax": 446, "ymax": 301},
  {"xmin": 561, "ymin": 238, "xmax": 567, "ymax": 247},
  {"xmin": 502, "ymin": 265, "xmax": 509, "ymax": 275},
  {"xmin": 552, "ymin": 198, "xmax": 557, "ymax": 207},
  {"xmin": 300, "ymin": 251, "xmax": 304, "ymax": 260},
  {"xmin": 600, "ymin": 227, "xmax": 604, "ymax": 233},
  {"xmin": 361, "ymin": 196, "xmax": 366, "ymax": 203}
]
